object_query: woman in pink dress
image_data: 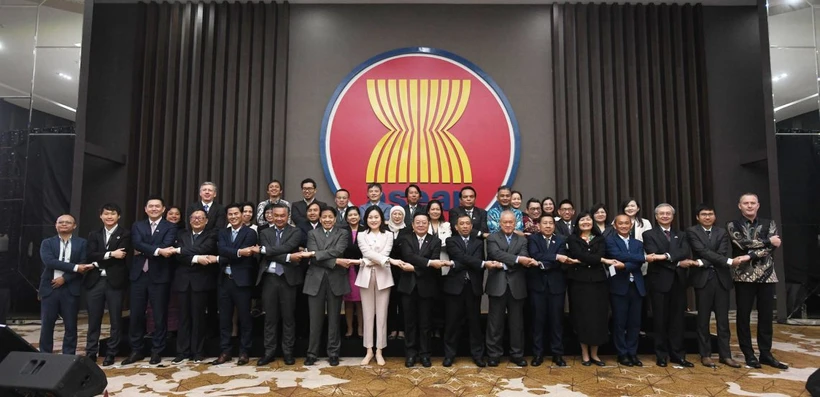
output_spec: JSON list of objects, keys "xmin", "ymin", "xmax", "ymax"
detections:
[{"xmin": 342, "ymin": 207, "xmax": 365, "ymax": 338}]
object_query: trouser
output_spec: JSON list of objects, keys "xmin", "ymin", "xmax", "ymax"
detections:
[
  {"xmin": 85, "ymin": 278, "xmax": 123, "ymax": 356},
  {"xmin": 735, "ymin": 282, "xmax": 775, "ymax": 359}
]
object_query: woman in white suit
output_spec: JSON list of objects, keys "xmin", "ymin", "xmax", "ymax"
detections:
[{"xmin": 356, "ymin": 206, "xmax": 410, "ymax": 365}]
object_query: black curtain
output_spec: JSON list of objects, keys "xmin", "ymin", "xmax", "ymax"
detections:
[
  {"xmin": 551, "ymin": 3, "xmax": 712, "ymax": 226},
  {"xmin": 129, "ymin": 1, "xmax": 288, "ymax": 211}
]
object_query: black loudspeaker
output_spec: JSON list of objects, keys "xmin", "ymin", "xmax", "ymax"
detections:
[
  {"xmin": 0, "ymin": 325, "xmax": 38, "ymax": 363},
  {"xmin": 808, "ymin": 367, "xmax": 820, "ymax": 396},
  {"xmin": 0, "ymin": 351, "xmax": 107, "ymax": 397}
]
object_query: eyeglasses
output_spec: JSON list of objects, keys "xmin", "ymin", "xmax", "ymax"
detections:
[
  {"xmin": 302, "ymin": 187, "xmax": 315, "ymax": 191},
  {"xmin": 190, "ymin": 216, "xmax": 206, "ymax": 221}
]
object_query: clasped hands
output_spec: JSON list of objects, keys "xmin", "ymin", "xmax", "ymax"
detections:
[{"xmin": 602, "ymin": 258, "xmax": 626, "ymax": 270}]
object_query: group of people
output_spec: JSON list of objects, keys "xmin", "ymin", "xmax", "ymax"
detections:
[{"xmin": 37, "ymin": 178, "xmax": 788, "ymax": 370}]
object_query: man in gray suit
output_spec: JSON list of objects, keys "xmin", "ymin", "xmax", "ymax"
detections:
[
  {"xmin": 300, "ymin": 206, "xmax": 350, "ymax": 366},
  {"xmin": 255, "ymin": 203, "xmax": 305, "ymax": 366},
  {"xmin": 485, "ymin": 211, "xmax": 538, "ymax": 367}
]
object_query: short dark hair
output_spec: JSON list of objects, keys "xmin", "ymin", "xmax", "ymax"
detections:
[
  {"xmin": 242, "ymin": 201, "xmax": 255, "ymax": 211},
  {"xmin": 145, "ymin": 195, "xmax": 165, "ymax": 206},
  {"xmin": 511, "ymin": 190, "xmax": 522, "ymax": 199},
  {"xmin": 320, "ymin": 206, "xmax": 337, "ymax": 218},
  {"xmin": 268, "ymin": 179, "xmax": 282, "ymax": 189},
  {"xmin": 537, "ymin": 214, "xmax": 555, "ymax": 223},
  {"xmin": 589, "ymin": 203, "xmax": 608, "ymax": 223},
  {"xmin": 306, "ymin": 201, "xmax": 323, "ymax": 213},
  {"xmin": 344, "ymin": 205, "xmax": 361, "ymax": 219},
  {"xmin": 100, "ymin": 202, "xmax": 122, "ymax": 215},
  {"xmin": 190, "ymin": 208, "xmax": 208, "ymax": 218},
  {"xmin": 558, "ymin": 199, "xmax": 574, "ymax": 209},
  {"xmin": 336, "ymin": 188, "xmax": 350, "ymax": 197},
  {"xmin": 412, "ymin": 212, "xmax": 430, "ymax": 222},
  {"xmin": 456, "ymin": 213, "xmax": 473, "ymax": 223},
  {"xmin": 405, "ymin": 184, "xmax": 421, "ymax": 197},
  {"xmin": 497, "ymin": 185, "xmax": 512, "ymax": 194},
  {"xmin": 526, "ymin": 198, "xmax": 541, "ymax": 209},
  {"xmin": 573, "ymin": 211, "xmax": 601, "ymax": 237},
  {"xmin": 225, "ymin": 203, "xmax": 243, "ymax": 213},
  {"xmin": 695, "ymin": 203, "xmax": 715, "ymax": 216},
  {"xmin": 301, "ymin": 178, "xmax": 317, "ymax": 188},
  {"xmin": 460, "ymin": 186, "xmax": 476, "ymax": 196},
  {"xmin": 367, "ymin": 183, "xmax": 383, "ymax": 191}
]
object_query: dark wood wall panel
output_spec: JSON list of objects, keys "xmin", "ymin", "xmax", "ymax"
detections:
[
  {"xmin": 551, "ymin": 3, "xmax": 712, "ymax": 226},
  {"xmin": 130, "ymin": 1, "xmax": 285, "ymax": 211}
]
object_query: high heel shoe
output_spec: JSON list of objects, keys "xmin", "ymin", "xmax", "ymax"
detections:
[
  {"xmin": 361, "ymin": 351, "xmax": 374, "ymax": 366},
  {"xmin": 375, "ymin": 349, "xmax": 385, "ymax": 366}
]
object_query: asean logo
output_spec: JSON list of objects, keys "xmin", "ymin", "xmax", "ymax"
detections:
[{"xmin": 320, "ymin": 47, "xmax": 520, "ymax": 210}]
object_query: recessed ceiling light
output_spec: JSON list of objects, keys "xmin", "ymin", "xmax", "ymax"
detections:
[
  {"xmin": 57, "ymin": 72, "xmax": 72, "ymax": 80},
  {"xmin": 74, "ymin": 43, "xmax": 81, "ymax": 47},
  {"xmin": 772, "ymin": 73, "xmax": 788, "ymax": 82}
]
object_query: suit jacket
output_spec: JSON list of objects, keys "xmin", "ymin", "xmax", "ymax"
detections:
[
  {"xmin": 39, "ymin": 235, "xmax": 87, "ymax": 298},
  {"xmin": 526, "ymin": 234, "xmax": 567, "ymax": 294},
  {"xmin": 356, "ymin": 230, "xmax": 395, "ymax": 290},
  {"xmin": 402, "ymin": 204, "xmax": 427, "ymax": 227},
  {"xmin": 486, "ymin": 231, "xmax": 528, "ymax": 299},
  {"xmin": 555, "ymin": 220, "xmax": 576, "ymax": 238},
  {"xmin": 605, "ymin": 235, "xmax": 647, "ymax": 297},
  {"xmin": 643, "ymin": 227, "xmax": 690, "ymax": 293},
  {"xmin": 296, "ymin": 220, "xmax": 320, "ymax": 249},
  {"xmin": 397, "ymin": 232, "xmax": 442, "ymax": 298},
  {"xmin": 257, "ymin": 225, "xmax": 305, "ymax": 287},
  {"xmin": 291, "ymin": 199, "xmax": 327, "ymax": 227},
  {"xmin": 448, "ymin": 206, "xmax": 489, "ymax": 236},
  {"xmin": 303, "ymin": 227, "xmax": 350, "ymax": 296},
  {"xmin": 566, "ymin": 234, "xmax": 608, "ymax": 282},
  {"xmin": 444, "ymin": 231, "xmax": 485, "ymax": 296},
  {"xmin": 130, "ymin": 218, "xmax": 177, "ymax": 283},
  {"xmin": 217, "ymin": 225, "xmax": 258, "ymax": 287},
  {"xmin": 685, "ymin": 225, "xmax": 733, "ymax": 290},
  {"xmin": 186, "ymin": 201, "xmax": 227, "ymax": 231},
  {"xmin": 173, "ymin": 228, "xmax": 218, "ymax": 292},
  {"xmin": 85, "ymin": 226, "xmax": 130, "ymax": 290}
]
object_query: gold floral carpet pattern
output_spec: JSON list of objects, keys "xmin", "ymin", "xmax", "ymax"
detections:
[{"xmin": 8, "ymin": 314, "xmax": 820, "ymax": 396}]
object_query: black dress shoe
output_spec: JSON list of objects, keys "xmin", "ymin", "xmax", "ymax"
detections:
[
  {"xmin": 671, "ymin": 358, "xmax": 695, "ymax": 368},
  {"xmin": 257, "ymin": 355, "xmax": 276, "ymax": 366},
  {"xmin": 237, "ymin": 353, "xmax": 250, "ymax": 366},
  {"xmin": 760, "ymin": 355, "xmax": 788, "ymax": 369},
  {"xmin": 581, "ymin": 360, "xmax": 592, "ymax": 366},
  {"xmin": 121, "ymin": 353, "xmax": 145, "ymax": 366},
  {"xmin": 591, "ymin": 358, "xmax": 606, "ymax": 367},
  {"xmin": 304, "ymin": 356, "xmax": 317, "ymax": 366},
  {"xmin": 746, "ymin": 357, "xmax": 762, "ymax": 369},
  {"xmin": 473, "ymin": 358, "xmax": 487, "ymax": 368},
  {"xmin": 421, "ymin": 357, "xmax": 432, "ymax": 367},
  {"xmin": 405, "ymin": 357, "xmax": 416, "ymax": 368},
  {"xmin": 443, "ymin": 357, "xmax": 454, "ymax": 367},
  {"xmin": 86, "ymin": 353, "xmax": 98, "ymax": 362},
  {"xmin": 656, "ymin": 358, "xmax": 668, "ymax": 367},
  {"xmin": 552, "ymin": 356, "xmax": 567, "ymax": 367},
  {"xmin": 618, "ymin": 355, "xmax": 633, "ymax": 367},
  {"xmin": 102, "ymin": 355, "xmax": 116, "ymax": 367},
  {"xmin": 211, "ymin": 353, "xmax": 232, "ymax": 365},
  {"xmin": 511, "ymin": 357, "xmax": 528, "ymax": 367},
  {"xmin": 172, "ymin": 355, "xmax": 188, "ymax": 363},
  {"xmin": 193, "ymin": 355, "xmax": 205, "ymax": 363},
  {"xmin": 631, "ymin": 355, "xmax": 643, "ymax": 367},
  {"xmin": 487, "ymin": 358, "xmax": 500, "ymax": 367},
  {"xmin": 149, "ymin": 354, "xmax": 162, "ymax": 365},
  {"xmin": 284, "ymin": 355, "xmax": 295, "ymax": 365},
  {"xmin": 329, "ymin": 356, "xmax": 340, "ymax": 366},
  {"xmin": 531, "ymin": 356, "xmax": 543, "ymax": 367}
]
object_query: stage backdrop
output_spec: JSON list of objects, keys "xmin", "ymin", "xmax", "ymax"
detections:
[{"xmin": 81, "ymin": 1, "xmax": 755, "ymax": 233}]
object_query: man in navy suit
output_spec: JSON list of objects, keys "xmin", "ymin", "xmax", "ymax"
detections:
[
  {"xmin": 185, "ymin": 181, "xmax": 227, "ymax": 231},
  {"xmin": 527, "ymin": 215, "xmax": 578, "ymax": 367},
  {"xmin": 122, "ymin": 196, "xmax": 177, "ymax": 366},
  {"xmin": 606, "ymin": 214, "xmax": 665, "ymax": 367},
  {"xmin": 212, "ymin": 203, "xmax": 259, "ymax": 366},
  {"xmin": 39, "ymin": 214, "xmax": 93, "ymax": 355}
]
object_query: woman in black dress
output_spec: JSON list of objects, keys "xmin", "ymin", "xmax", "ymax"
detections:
[{"xmin": 566, "ymin": 211, "xmax": 622, "ymax": 366}]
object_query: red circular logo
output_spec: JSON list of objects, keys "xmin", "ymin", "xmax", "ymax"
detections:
[{"xmin": 320, "ymin": 47, "xmax": 520, "ymax": 210}]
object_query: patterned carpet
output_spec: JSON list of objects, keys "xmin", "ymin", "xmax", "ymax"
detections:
[{"xmin": 7, "ymin": 313, "xmax": 820, "ymax": 396}]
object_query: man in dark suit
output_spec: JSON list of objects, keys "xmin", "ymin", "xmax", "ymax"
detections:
[
  {"xmin": 185, "ymin": 181, "xmax": 226, "ymax": 231},
  {"xmin": 527, "ymin": 215, "xmax": 576, "ymax": 367},
  {"xmin": 301, "ymin": 207, "xmax": 350, "ymax": 366},
  {"xmin": 212, "ymin": 204, "xmax": 259, "ymax": 366},
  {"xmin": 402, "ymin": 184, "xmax": 426, "ymax": 228},
  {"xmin": 443, "ymin": 214, "xmax": 490, "ymax": 368},
  {"xmin": 171, "ymin": 209, "xmax": 218, "ymax": 363},
  {"xmin": 606, "ymin": 214, "xmax": 663, "ymax": 367},
  {"xmin": 84, "ymin": 203, "xmax": 130, "ymax": 366},
  {"xmin": 255, "ymin": 203, "xmax": 305, "ymax": 366},
  {"xmin": 122, "ymin": 196, "xmax": 177, "ymax": 366},
  {"xmin": 486, "ymin": 211, "xmax": 538, "ymax": 367},
  {"xmin": 643, "ymin": 203, "xmax": 697, "ymax": 368},
  {"xmin": 399, "ymin": 212, "xmax": 447, "ymax": 368},
  {"xmin": 291, "ymin": 178, "xmax": 327, "ymax": 226},
  {"xmin": 686, "ymin": 204, "xmax": 741, "ymax": 368},
  {"xmin": 449, "ymin": 186, "xmax": 489, "ymax": 237},
  {"xmin": 39, "ymin": 214, "xmax": 92, "ymax": 355},
  {"xmin": 555, "ymin": 199, "xmax": 576, "ymax": 237}
]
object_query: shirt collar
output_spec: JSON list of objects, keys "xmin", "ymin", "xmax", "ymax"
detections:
[
  {"xmin": 231, "ymin": 225, "xmax": 243, "ymax": 232},
  {"xmin": 105, "ymin": 224, "xmax": 119, "ymax": 234}
]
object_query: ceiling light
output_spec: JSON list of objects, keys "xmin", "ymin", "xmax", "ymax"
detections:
[
  {"xmin": 57, "ymin": 72, "xmax": 72, "ymax": 80},
  {"xmin": 772, "ymin": 73, "xmax": 788, "ymax": 82},
  {"xmin": 74, "ymin": 43, "xmax": 81, "ymax": 47}
]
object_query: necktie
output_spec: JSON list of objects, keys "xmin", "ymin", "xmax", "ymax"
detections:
[
  {"xmin": 325, "ymin": 230, "xmax": 330, "ymax": 238},
  {"xmin": 418, "ymin": 237, "xmax": 424, "ymax": 249},
  {"xmin": 467, "ymin": 209, "xmax": 473, "ymax": 218},
  {"xmin": 143, "ymin": 221, "xmax": 157, "ymax": 272},
  {"xmin": 274, "ymin": 229, "xmax": 284, "ymax": 275},
  {"xmin": 546, "ymin": 237, "xmax": 551, "ymax": 250},
  {"xmin": 624, "ymin": 238, "xmax": 629, "ymax": 250},
  {"xmin": 203, "ymin": 204, "xmax": 209, "ymax": 213},
  {"xmin": 566, "ymin": 222, "xmax": 573, "ymax": 234},
  {"xmin": 193, "ymin": 232, "xmax": 199, "ymax": 242},
  {"xmin": 276, "ymin": 229, "xmax": 283, "ymax": 246},
  {"xmin": 463, "ymin": 237, "xmax": 469, "ymax": 245},
  {"xmin": 705, "ymin": 229, "xmax": 711, "ymax": 239},
  {"xmin": 664, "ymin": 230, "xmax": 671, "ymax": 241},
  {"xmin": 410, "ymin": 206, "xmax": 415, "ymax": 216},
  {"xmin": 231, "ymin": 229, "xmax": 238, "ymax": 242},
  {"xmin": 506, "ymin": 235, "xmax": 512, "ymax": 245}
]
